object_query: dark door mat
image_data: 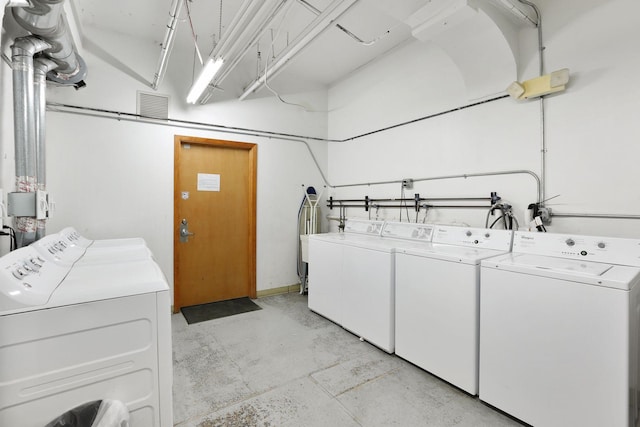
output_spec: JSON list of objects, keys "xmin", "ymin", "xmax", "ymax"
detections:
[{"xmin": 181, "ymin": 297, "xmax": 262, "ymax": 324}]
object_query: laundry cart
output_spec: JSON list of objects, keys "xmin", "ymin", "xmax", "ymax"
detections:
[{"xmin": 0, "ymin": 230, "xmax": 173, "ymax": 427}]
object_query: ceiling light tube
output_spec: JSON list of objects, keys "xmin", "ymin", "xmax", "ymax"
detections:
[
  {"xmin": 186, "ymin": 58, "xmax": 224, "ymax": 104},
  {"xmin": 239, "ymin": 0, "xmax": 358, "ymax": 101}
]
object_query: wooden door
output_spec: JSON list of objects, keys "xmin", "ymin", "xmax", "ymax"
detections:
[{"xmin": 173, "ymin": 135, "xmax": 257, "ymax": 312}]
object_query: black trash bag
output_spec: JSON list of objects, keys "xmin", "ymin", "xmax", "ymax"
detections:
[
  {"xmin": 44, "ymin": 400, "xmax": 102, "ymax": 427},
  {"xmin": 44, "ymin": 400, "xmax": 129, "ymax": 427}
]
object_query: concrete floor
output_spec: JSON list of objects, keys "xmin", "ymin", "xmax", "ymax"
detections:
[{"xmin": 172, "ymin": 292, "xmax": 523, "ymax": 427}]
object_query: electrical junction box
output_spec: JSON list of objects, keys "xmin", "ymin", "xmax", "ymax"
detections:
[
  {"xmin": 7, "ymin": 192, "xmax": 36, "ymax": 217},
  {"xmin": 402, "ymin": 179, "xmax": 414, "ymax": 189}
]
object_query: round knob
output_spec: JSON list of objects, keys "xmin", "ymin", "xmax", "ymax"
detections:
[
  {"xmin": 597, "ymin": 242, "xmax": 606, "ymax": 249},
  {"xmin": 466, "ymin": 230, "xmax": 472, "ymax": 237},
  {"xmin": 566, "ymin": 238, "xmax": 575, "ymax": 247},
  {"xmin": 484, "ymin": 233, "xmax": 491, "ymax": 238}
]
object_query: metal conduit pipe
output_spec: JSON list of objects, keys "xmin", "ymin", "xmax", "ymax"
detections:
[
  {"xmin": 13, "ymin": 0, "xmax": 87, "ymax": 86},
  {"xmin": 11, "ymin": 36, "xmax": 51, "ymax": 247},
  {"xmin": 152, "ymin": 0, "xmax": 183, "ymax": 90},
  {"xmin": 34, "ymin": 57, "xmax": 58, "ymax": 240},
  {"xmin": 517, "ymin": 0, "xmax": 546, "ymax": 204},
  {"xmin": 550, "ymin": 212, "xmax": 640, "ymax": 221},
  {"xmin": 332, "ymin": 170, "xmax": 542, "ymax": 205}
]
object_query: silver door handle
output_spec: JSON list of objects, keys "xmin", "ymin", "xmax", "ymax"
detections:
[{"xmin": 180, "ymin": 219, "xmax": 195, "ymax": 242}]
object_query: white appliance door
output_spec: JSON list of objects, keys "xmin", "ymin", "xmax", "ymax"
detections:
[
  {"xmin": 308, "ymin": 238, "xmax": 344, "ymax": 325},
  {"xmin": 395, "ymin": 253, "xmax": 479, "ymax": 394},
  {"xmin": 341, "ymin": 246, "xmax": 395, "ymax": 353},
  {"xmin": 479, "ymin": 267, "xmax": 630, "ymax": 427}
]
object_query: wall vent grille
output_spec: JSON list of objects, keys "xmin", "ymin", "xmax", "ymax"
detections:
[{"xmin": 137, "ymin": 92, "xmax": 169, "ymax": 120}]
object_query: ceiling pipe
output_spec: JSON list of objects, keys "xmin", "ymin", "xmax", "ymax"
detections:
[
  {"xmin": 13, "ymin": 0, "xmax": 87, "ymax": 87},
  {"xmin": 239, "ymin": 0, "xmax": 359, "ymax": 101},
  {"xmin": 11, "ymin": 36, "xmax": 52, "ymax": 247},
  {"xmin": 151, "ymin": 0, "xmax": 183, "ymax": 90}
]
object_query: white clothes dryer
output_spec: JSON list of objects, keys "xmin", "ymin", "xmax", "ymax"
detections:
[
  {"xmin": 394, "ymin": 225, "xmax": 513, "ymax": 395},
  {"xmin": 0, "ymin": 238, "xmax": 172, "ymax": 426},
  {"xmin": 479, "ymin": 231, "xmax": 640, "ymax": 427}
]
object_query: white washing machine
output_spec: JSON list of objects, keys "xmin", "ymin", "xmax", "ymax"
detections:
[
  {"xmin": 309, "ymin": 220, "xmax": 434, "ymax": 353},
  {"xmin": 479, "ymin": 231, "xmax": 640, "ymax": 427},
  {"xmin": 0, "ymin": 236, "xmax": 173, "ymax": 426},
  {"xmin": 394, "ymin": 225, "xmax": 513, "ymax": 395},
  {"xmin": 308, "ymin": 219, "xmax": 384, "ymax": 327}
]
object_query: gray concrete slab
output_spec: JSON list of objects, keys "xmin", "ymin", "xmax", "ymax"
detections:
[{"xmin": 172, "ymin": 292, "xmax": 523, "ymax": 427}]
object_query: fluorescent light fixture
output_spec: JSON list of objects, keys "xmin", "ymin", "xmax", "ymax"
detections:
[
  {"xmin": 239, "ymin": 0, "xmax": 358, "ymax": 101},
  {"xmin": 507, "ymin": 68, "xmax": 570, "ymax": 100},
  {"xmin": 186, "ymin": 58, "xmax": 224, "ymax": 104}
]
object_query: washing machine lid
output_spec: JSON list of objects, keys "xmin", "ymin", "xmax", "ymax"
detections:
[
  {"xmin": 482, "ymin": 253, "xmax": 640, "ymax": 290},
  {"xmin": 77, "ymin": 245, "xmax": 153, "ymax": 265},
  {"xmin": 397, "ymin": 242, "xmax": 509, "ymax": 264},
  {"xmin": 59, "ymin": 226, "xmax": 148, "ymax": 250},
  {"xmin": 47, "ymin": 259, "xmax": 169, "ymax": 308},
  {"xmin": 505, "ymin": 253, "xmax": 612, "ymax": 276}
]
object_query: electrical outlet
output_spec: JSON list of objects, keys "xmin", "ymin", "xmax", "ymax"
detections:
[{"xmin": 402, "ymin": 179, "xmax": 413, "ymax": 189}]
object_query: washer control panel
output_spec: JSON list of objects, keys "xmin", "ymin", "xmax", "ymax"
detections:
[
  {"xmin": 344, "ymin": 219, "xmax": 384, "ymax": 236},
  {"xmin": 382, "ymin": 221, "xmax": 434, "ymax": 241},
  {"xmin": 432, "ymin": 225, "xmax": 513, "ymax": 250},
  {"xmin": 58, "ymin": 226, "xmax": 93, "ymax": 249},
  {"xmin": 0, "ymin": 246, "xmax": 70, "ymax": 311},
  {"xmin": 513, "ymin": 231, "xmax": 640, "ymax": 267},
  {"xmin": 32, "ymin": 233, "xmax": 86, "ymax": 266}
]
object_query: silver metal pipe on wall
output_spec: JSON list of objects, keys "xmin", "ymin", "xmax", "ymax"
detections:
[
  {"xmin": 551, "ymin": 212, "xmax": 640, "ymax": 221},
  {"xmin": 11, "ymin": 36, "xmax": 51, "ymax": 246},
  {"xmin": 34, "ymin": 57, "xmax": 58, "ymax": 239},
  {"xmin": 10, "ymin": 0, "xmax": 87, "ymax": 247},
  {"xmin": 331, "ymin": 170, "xmax": 542, "ymax": 205}
]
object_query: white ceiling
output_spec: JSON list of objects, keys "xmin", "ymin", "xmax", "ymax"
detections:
[{"xmin": 69, "ymin": 0, "xmax": 436, "ymax": 102}]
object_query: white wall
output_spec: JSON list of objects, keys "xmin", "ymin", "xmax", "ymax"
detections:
[
  {"xmin": 326, "ymin": 0, "xmax": 640, "ymax": 238},
  {"xmin": 3, "ymin": 0, "xmax": 640, "ymax": 301},
  {"xmin": 0, "ymin": 22, "xmax": 329, "ymax": 298}
]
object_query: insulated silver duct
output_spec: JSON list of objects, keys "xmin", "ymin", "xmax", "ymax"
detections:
[
  {"xmin": 12, "ymin": 0, "xmax": 87, "ymax": 86},
  {"xmin": 10, "ymin": 0, "xmax": 86, "ymax": 246},
  {"xmin": 11, "ymin": 36, "xmax": 51, "ymax": 247},
  {"xmin": 34, "ymin": 57, "xmax": 58, "ymax": 240}
]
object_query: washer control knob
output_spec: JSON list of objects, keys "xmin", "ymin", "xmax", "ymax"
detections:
[
  {"xmin": 465, "ymin": 230, "xmax": 472, "ymax": 237},
  {"xmin": 597, "ymin": 242, "xmax": 606, "ymax": 249},
  {"xmin": 12, "ymin": 268, "xmax": 26, "ymax": 279},
  {"xmin": 484, "ymin": 233, "xmax": 491, "ymax": 238},
  {"xmin": 566, "ymin": 238, "xmax": 575, "ymax": 247}
]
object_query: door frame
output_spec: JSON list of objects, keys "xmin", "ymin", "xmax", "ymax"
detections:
[{"xmin": 173, "ymin": 135, "xmax": 257, "ymax": 312}]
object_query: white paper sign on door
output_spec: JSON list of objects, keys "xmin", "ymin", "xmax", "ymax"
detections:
[{"xmin": 197, "ymin": 173, "xmax": 220, "ymax": 191}]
